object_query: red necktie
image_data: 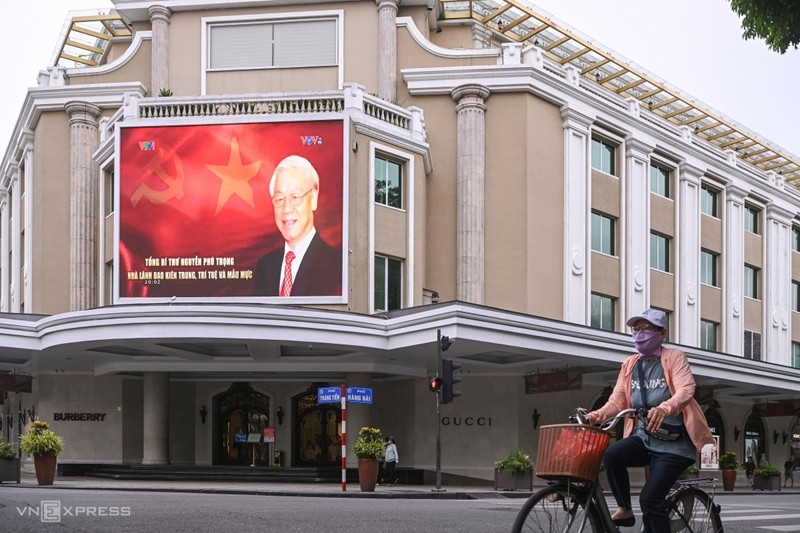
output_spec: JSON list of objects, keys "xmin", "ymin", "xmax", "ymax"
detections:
[{"xmin": 279, "ymin": 251, "xmax": 295, "ymax": 297}]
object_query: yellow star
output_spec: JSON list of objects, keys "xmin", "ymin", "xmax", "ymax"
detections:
[{"xmin": 205, "ymin": 137, "xmax": 262, "ymax": 214}]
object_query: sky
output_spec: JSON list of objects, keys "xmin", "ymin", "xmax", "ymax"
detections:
[{"xmin": 1, "ymin": 1, "xmax": 799, "ymax": 157}]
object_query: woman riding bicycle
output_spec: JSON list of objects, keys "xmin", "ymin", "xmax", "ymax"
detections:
[{"xmin": 586, "ymin": 309, "xmax": 714, "ymax": 532}]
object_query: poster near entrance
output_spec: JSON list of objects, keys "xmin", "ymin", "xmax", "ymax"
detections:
[{"xmin": 701, "ymin": 436, "xmax": 719, "ymax": 469}]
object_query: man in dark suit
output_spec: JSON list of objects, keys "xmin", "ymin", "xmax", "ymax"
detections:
[{"xmin": 254, "ymin": 155, "xmax": 341, "ymax": 296}]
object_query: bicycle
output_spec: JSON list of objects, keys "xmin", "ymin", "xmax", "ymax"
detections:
[{"xmin": 512, "ymin": 408, "xmax": 724, "ymax": 533}]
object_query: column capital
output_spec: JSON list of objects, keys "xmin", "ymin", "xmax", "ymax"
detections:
[
  {"xmin": 148, "ymin": 5, "xmax": 172, "ymax": 23},
  {"xmin": 560, "ymin": 106, "xmax": 593, "ymax": 132},
  {"xmin": 376, "ymin": 0, "xmax": 399, "ymax": 11},
  {"xmin": 765, "ymin": 203, "xmax": 794, "ymax": 226},
  {"xmin": 451, "ymin": 84, "xmax": 490, "ymax": 105},
  {"xmin": 625, "ymin": 137, "xmax": 653, "ymax": 160},
  {"xmin": 678, "ymin": 162, "xmax": 703, "ymax": 185},
  {"xmin": 65, "ymin": 101, "xmax": 102, "ymax": 127},
  {"xmin": 725, "ymin": 183, "xmax": 749, "ymax": 203}
]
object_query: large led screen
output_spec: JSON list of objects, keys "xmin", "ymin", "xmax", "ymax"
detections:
[{"xmin": 116, "ymin": 119, "xmax": 345, "ymax": 301}]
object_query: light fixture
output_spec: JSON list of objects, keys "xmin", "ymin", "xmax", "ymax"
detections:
[
  {"xmin": 532, "ymin": 408, "xmax": 541, "ymax": 430},
  {"xmin": 773, "ymin": 430, "xmax": 780, "ymax": 444},
  {"xmin": 734, "ymin": 426, "xmax": 740, "ymax": 441},
  {"xmin": 595, "ymin": 71, "xmax": 601, "ymax": 81},
  {"xmin": 277, "ymin": 406, "xmax": 285, "ymax": 426},
  {"xmin": 783, "ymin": 431, "xmax": 789, "ymax": 445},
  {"xmin": 199, "ymin": 405, "xmax": 208, "ymax": 425}
]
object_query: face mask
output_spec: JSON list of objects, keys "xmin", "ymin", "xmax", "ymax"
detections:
[{"xmin": 633, "ymin": 329, "xmax": 663, "ymax": 359}]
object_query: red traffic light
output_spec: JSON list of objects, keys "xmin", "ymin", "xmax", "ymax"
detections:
[{"xmin": 428, "ymin": 376, "xmax": 443, "ymax": 392}]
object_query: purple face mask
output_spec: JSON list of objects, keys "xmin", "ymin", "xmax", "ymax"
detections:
[{"xmin": 633, "ymin": 329, "xmax": 663, "ymax": 359}]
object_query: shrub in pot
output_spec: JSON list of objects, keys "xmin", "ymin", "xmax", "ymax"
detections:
[
  {"xmin": 719, "ymin": 451, "xmax": 739, "ymax": 491},
  {"xmin": 0, "ymin": 438, "xmax": 19, "ymax": 483},
  {"xmin": 353, "ymin": 426, "xmax": 384, "ymax": 492},
  {"xmin": 752, "ymin": 462, "xmax": 781, "ymax": 491},
  {"xmin": 494, "ymin": 449, "xmax": 534, "ymax": 491},
  {"xmin": 20, "ymin": 420, "xmax": 64, "ymax": 486}
]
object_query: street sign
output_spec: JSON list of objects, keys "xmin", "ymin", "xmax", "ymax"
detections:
[
  {"xmin": 346, "ymin": 387, "xmax": 373, "ymax": 404},
  {"xmin": 317, "ymin": 386, "xmax": 341, "ymax": 404}
]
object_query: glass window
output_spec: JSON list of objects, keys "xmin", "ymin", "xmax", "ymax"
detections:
[
  {"xmin": 793, "ymin": 226, "xmax": 800, "ymax": 252},
  {"xmin": 793, "ymin": 281, "xmax": 800, "ymax": 312},
  {"xmin": 744, "ymin": 205, "xmax": 759, "ymax": 234},
  {"xmin": 650, "ymin": 232, "xmax": 670, "ymax": 272},
  {"xmin": 591, "ymin": 293, "xmax": 615, "ymax": 331},
  {"xmin": 744, "ymin": 330, "xmax": 762, "ymax": 360},
  {"xmin": 209, "ymin": 19, "xmax": 337, "ymax": 70},
  {"xmin": 650, "ymin": 163, "xmax": 670, "ymax": 198},
  {"xmin": 700, "ymin": 320, "xmax": 718, "ymax": 351},
  {"xmin": 374, "ymin": 156, "xmax": 403, "ymax": 209},
  {"xmin": 700, "ymin": 249, "xmax": 718, "ymax": 287},
  {"xmin": 374, "ymin": 255, "xmax": 402, "ymax": 312},
  {"xmin": 700, "ymin": 186, "xmax": 718, "ymax": 217},
  {"xmin": 793, "ymin": 342, "xmax": 800, "ymax": 369},
  {"xmin": 591, "ymin": 138, "xmax": 616, "ymax": 175},
  {"xmin": 744, "ymin": 264, "xmax": 759, "ymax": 299},
  {"xmin": 591, "ymin": 212, "xmax": 615, "ymax": 255}
]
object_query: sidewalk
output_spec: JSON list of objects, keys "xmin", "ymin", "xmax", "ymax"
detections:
[{"xmin": 5, "ymin": 470, "xmax": 798, "ymax": 499}]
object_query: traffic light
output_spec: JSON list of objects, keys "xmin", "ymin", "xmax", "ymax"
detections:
[
  {"xmin": 428, "ymin": 376, "xmax": 442, "ymax": 392},
  {"xmin": 441, "ymin": 358, "xmax": 462, "ymax": 403}
]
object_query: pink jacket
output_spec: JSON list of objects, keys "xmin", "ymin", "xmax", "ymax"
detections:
[{"xmin": 592, "ymin": 348, "xmax": 714, "ymax": 452}]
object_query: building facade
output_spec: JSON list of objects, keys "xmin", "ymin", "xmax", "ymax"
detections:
[{"xmin": 1, "ymin": 0, "xmax": 799, "ymax": 481}]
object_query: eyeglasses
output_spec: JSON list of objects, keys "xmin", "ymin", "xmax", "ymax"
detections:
[
  {"xmin": 631, "ymin": 324, "xmax": 661, "ymax": 333},
  {"xmin": 272, "ymin": 189, "xmax": 312, "ymax": 208}
]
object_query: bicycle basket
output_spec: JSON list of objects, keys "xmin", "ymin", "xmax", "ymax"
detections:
[{"xmin": 535, "ymin": 424, "xmax": 610, "ymax": 482}]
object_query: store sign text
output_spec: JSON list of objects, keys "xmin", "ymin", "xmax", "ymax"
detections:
[{"xmin": 53, "ymin": 413, "xmax": 107, "ymax": 422}]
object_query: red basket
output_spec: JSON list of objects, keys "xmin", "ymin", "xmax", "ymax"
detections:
[{"xmin": 535, "ymin": 424, "xmax": 610, "ymax": 482}]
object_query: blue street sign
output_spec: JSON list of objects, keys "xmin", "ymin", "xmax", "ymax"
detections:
[
  {"xmin": 317, "ymin": 387, "xmax": 341, "ymax": 404},
  {"xmin": 346, "ymin": 387, "xmax": 373, "ymax": 404}
]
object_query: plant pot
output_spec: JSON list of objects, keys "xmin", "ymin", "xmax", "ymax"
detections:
[
  {"xmin": 752, "ymin": 474, "xmax": 781, "ymax": 491},
  {"xmin": 33, "ymin": 454, "xmax": 58, "ymax": 486},
  {"xmin": 494, "ymin": 469, "xmax": 533, "ymax": 491},
  {"xmin": 0, "ymin": 458, "xmax": 20, "ymax": 483},
  {"xmin": 722, "ymin": 468, "xmax": 736, "ymax": 491},
  {"xmin": 357, "ymin": 458, "xmax": 380, "ymax": 492}
]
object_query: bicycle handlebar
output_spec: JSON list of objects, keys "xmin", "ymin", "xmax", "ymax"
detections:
[{"xmin": 570, "ymin": 407, "xmax": 646, "ymax": 432}]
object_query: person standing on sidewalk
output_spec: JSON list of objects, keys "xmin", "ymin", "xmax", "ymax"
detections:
[
  {"xmin": 382, "ymin": 436, "xmax": 399, "ymax": 485},
  {"xmin": 785, "ymin": 458, "xmax": 794, "ymax": 488},
  {"xmin": 745, "ymin": 456, "xmax": 756, "ymax": 487}
]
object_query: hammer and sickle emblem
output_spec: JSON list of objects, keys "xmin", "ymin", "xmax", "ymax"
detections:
[{"xmin": 130, "ymin": 150, "xmax": 185, "ymax": 207}]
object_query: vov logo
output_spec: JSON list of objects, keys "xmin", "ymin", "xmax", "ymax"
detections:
[{"xmin": 299, "ymin": 135, "xmax": 323, "ymax": 146}]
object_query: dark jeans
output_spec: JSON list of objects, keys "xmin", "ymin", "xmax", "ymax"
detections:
[
  {"xmin": 604, "ymin": 436, "xmax": 693, "ymax": 533},
  {"xmin": 382, "ymin": 460, "xmax": 397, "ymax": 483}
]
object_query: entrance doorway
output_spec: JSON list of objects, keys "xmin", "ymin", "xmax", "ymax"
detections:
[
  {"xmin": 214, "ymin": 382, "xmax": 272, "ymax": 466},
  {"xmin": 293, "ymin": 388, "xmax": 341, "ymax": 467}
]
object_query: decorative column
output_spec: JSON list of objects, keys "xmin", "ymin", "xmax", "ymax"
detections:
[
  {"xmin": 764, "ymin": 204, "xmax": 793, "ymax": 364},
  {"xmin": 676, "ymin": 163, "xmax": 703, "ymax": 345},
  {"xmin": 561, "ymin": 107, "xmax": 593, "ymax": 324},
  {"xmin": 723, "ymin": 184, "xmax": 747, "ymax": 356},
  {"xmin": 452, "ymin": 84, "xmax": 490, "ymax": 304},
  {"xmin": 66, "ymin": 101, "xmax": 102, "ymax": 311},
  {"xmin": 624, "ymin": 138, "xmax": 653, "ymax": 318},
  {"xmin": 142, "ymin": 372, "xmax": 170, "ymax": 465},
  {"xmin": 149, "ymin": 5, "xmax": 172, "ymax": 96},
  {"xmin": 376, "ymin": 0, "xmax": 399, "ymax": 102},
  {"xmin": 9, "ymin": 170, "xmax": 20, "ymax": 312},
  {"xmin": 22, "ymin": 141, "xmax": 34, "ymax": 308},
  {"xmin": 0, "ymin": 190, "xmax": 7, "ymax": 311}
]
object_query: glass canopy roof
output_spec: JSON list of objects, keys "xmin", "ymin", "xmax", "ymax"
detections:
[
  {"xmin": 54, "ymin": 10, "xmax": 131, "ymax": 69},
  {"xmin": 441, "ymin": 0, "xmax": 800, "ymax": 184}
]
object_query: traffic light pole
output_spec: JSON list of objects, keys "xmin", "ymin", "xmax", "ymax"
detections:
[{"xmin": 433, "ymin": 329, "xmax": 444, "ymax": 492}]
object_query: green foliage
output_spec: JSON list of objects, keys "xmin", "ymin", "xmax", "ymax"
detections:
[
  {"xmin": 0, "ymin": 439, "xmax": 16, "ymax": 460},
  {"xmin": 353, "ymin": 426, "xmax": 384, "ymax": 459},
  {"xmin": 754, "ymin": 462, "xmax": 781, "ymax": 477},
  {"xmin": 728, "ymin": 0, "xmax": 800, "ymax": 53},
  {"xmin": 19, "ymin": 420, "xmax": 64, "ymax": 457},
  {"xmin": 681, "ymin": 464, "xmax": 700, "ymax": 477},
  {"xmin": 158, "ymin": 88, "xmax": 173, "ymax": 97},
  {"xmin": 495, "ymin": 449, "xmax": 534, "ymax": 474},
  {"xmin": 719, "ymin": 451, "xmax": 739, "ymax": 470}
]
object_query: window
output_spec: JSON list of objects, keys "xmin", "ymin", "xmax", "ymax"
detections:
[
  {"xmin": 744, "ymin": 264, "xmax": 759, "ymax": 299},
  {"xmin": 744, "ymin": 205, "xmax": 759, "ymax": 234},
  {"xmin": 650, "ymin": 232, "xmax": 670, "ymax": 272},
  {"xmin": 700, "ymin": 186, "xmax": 718, "ymax": 217},
  {"xmin": 793, "ymin": 281, "xmax": 800, "ymax": 312},
  {"xmin": 591, "ymin": 138, "xmax": 616, "ymax": 175},
  {"xmin": 374, "ymin": 155, "xmax": 403, "ymax": 209},
  {"xmin": 591, "ymin": 293, "xmax": 615, "ymax": 331},
  {"xmin": 700, "ymin": 249, "xmax": 718, "ymax": 287},
  {"xmin": 793, "ymin": 342, "xmax": 800, "ymax": 369},
  {"xmin": 650, "ymin": 163, "xmax": 670, "ymax": 198},
  {"xmin": 591, "ymin": 212, "xmax": 615, "ymax": 255},
  {"xmin": 700, "ymin": 320, "xmax": 718, "ymax": 351},
  {"xmin": 209, "ymin": 19, "xmax": 337, "ymax": 70},
  {"xmin": 744, "ymin": 330, "xmax": 762, "ymax": 360},
  {"xmin": 374, "ymin": 255, "xmax": 402, "ymax": 312},
  {"xmin": 793, "ymin": 226, "xmax": 800, "ymax": 252}
]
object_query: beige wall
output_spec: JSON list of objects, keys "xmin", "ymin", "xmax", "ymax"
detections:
[
  {"xmin": 701, "ymin": 285, "xmax": 722, "ymax": 323},
  {"xmin": 701, "ymin": 214, "xmax": 723, "ymax": 253},
  {"xmin": 744, "ymin": 232, "xmax": 762, "ymax": 267},
  {"xmin": 650, "ymin": 269, "xmax": 674, "ymax": 311},
  {"xmin": 650, "ymin": 194, "xmax": 674, "ymax": 236},
  {"xmin": 744, "ymin": 298, "xmax": 762, "ymax": 332}
]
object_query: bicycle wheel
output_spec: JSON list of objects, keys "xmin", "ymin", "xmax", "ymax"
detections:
[
  {"xmin": 666, "ymin": 486, "xmax": 724, "ymax": 533},
  {"xmin": 512, "ymin": 483, "xmax": 602, "ymax": 533}
]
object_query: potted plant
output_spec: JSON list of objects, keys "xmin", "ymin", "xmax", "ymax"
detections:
[
  {"xmin": 353, "ymin": 426, "xmax": 384, "ymax": 492},
  {"xmin": 20, "ymin": 420, "xmax": 64, "ymax": 486},
  {"xmin": 679, "ymin": 464, "xmax": 700, "ymax": 480},
  {"xmin": 752, "ymin": 462, "xmax": 781, "ymax": 491},
  {"xmin": 0, "ymin": 438, "xmax": 19, "ymax": 483},
  {"xmin": 494, "ymin": 449, "xmax": 534, "ymax": 491},
  {"xmin": 719, "ymin": 451, "xmax": 739, "ymax": 492}
]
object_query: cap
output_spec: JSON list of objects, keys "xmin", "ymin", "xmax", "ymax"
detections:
[{"xmin": 626, "ymin": 308, "xmax": 668, "ymax": 330}]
